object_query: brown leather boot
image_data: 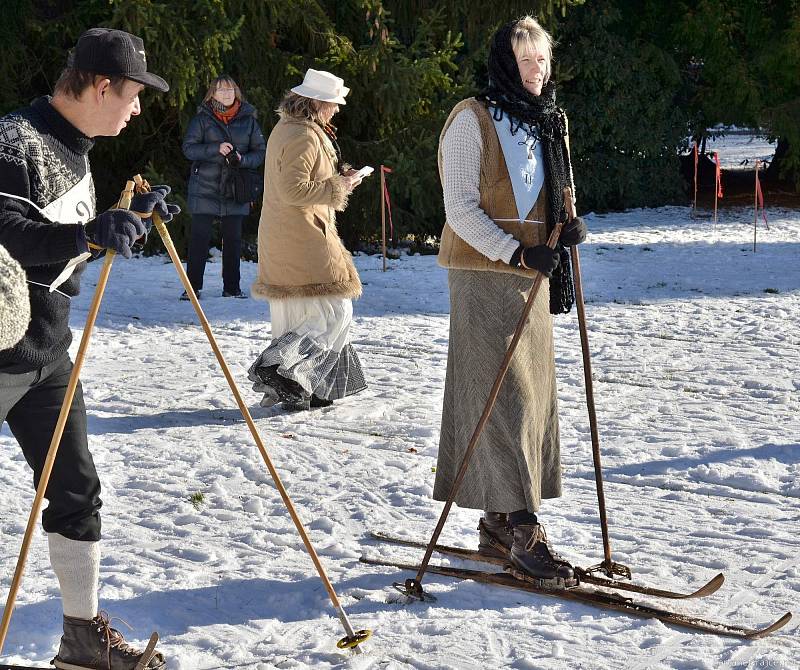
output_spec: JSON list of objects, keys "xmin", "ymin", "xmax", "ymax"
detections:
[
  {"xmin": 509, "ymin": 523, "xmax": 577, "ymax": 586},
  {"xmin": 478, "ymin": 512, "xmax": 513, "ymax": 559},
  {"xmin": 52, "ymin": 612, "xmax": 165, "ymax": 670}
]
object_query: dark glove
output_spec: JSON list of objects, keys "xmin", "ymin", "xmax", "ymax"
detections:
[
  {"xmin": 84, "ymin": 210, "xmax": 147, "ymax": 259},
  {"xmin": 130, "ymin": 185, "xmax": 181, "ymax": 225},
  {"xmin": 225, "ymin": 152, "xmax": 241, "ymax": 168},
  {"xmin": 509, "ymin": 244, "xmax": 560, "ymax": 278},
  {"xmin": 560, "ymin": 216, "xmax": 587, "ymax": 246}
]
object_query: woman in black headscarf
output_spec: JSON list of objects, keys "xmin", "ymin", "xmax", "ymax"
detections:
[{"xmin": 433, "ymin": 15, "xmax": 587, "ymax": 584}]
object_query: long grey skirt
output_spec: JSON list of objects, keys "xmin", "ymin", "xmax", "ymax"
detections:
[{"xmin": 433, "ymin": 268, "xmax": 561, "ymax": 513}]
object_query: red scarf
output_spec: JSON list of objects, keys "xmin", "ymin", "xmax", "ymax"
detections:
[{"xmin": 212, "ymin": 99, "xmax": 241, "ymax": 125}]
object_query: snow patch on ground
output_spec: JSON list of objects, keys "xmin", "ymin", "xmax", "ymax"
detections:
[{"xmin": 1, "ymin": 202, "xmax": 799, "ymax": 668}]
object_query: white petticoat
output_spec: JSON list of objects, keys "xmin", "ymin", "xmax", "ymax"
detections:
[{"xmin": 248, "ymin": 296, "xmax": 366, "ymax": 406}]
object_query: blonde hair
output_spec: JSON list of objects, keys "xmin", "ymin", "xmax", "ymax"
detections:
[
  {"xmin": 510, "ymin": 16, "xmax": 554, "ymax": 84},
  {"xmin": 203, "ymin": 75, "xmax": 243, "ymax": 104},
  {"xmin": 277, "ymin": 91, "xmax": 332, "ymax": 123}
]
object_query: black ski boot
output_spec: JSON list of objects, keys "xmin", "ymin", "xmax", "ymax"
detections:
[
  {"xmin": 509, "ymin": 523, "xmax": 578, "ymax": 587},
  {"xmin": 254, "ymin": 365, "xmax": 306, "ymax": 406},
  {"xmin": 478, "ymin": 512, "xmax": 513, "ymax": 559},
  {"xmin": 53, "ymin": 612, "xmax": 165, "ymax": 670},
  {"xmin": 310, "ymin": 394, "xmax": 333, "ymax": 408}
]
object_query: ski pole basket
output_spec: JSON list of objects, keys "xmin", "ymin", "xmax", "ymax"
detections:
[{"xmin": 336, "ymin": 629, "xmax": 373, "ymax": 650}]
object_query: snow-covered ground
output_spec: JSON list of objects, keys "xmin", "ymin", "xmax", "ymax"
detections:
[
  {"xmin": 700, "ymin": 134, "xmax": 776, "ymax": 169},
  {"xmin": 1, "ymin": 204, "xmax": 799, "ymax": 669}
]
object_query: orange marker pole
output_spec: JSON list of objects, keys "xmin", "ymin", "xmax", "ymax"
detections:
[
  {"xmin": 692, "ymin": 142, "xmax": 699, "ymax": 215},
  {"xmin": 380, "ymin": 164, "xmax": 387, "ymax": 272},
  {"xmin": 754, "ymin": 160, "xmax": 759, "ymax": 253}
]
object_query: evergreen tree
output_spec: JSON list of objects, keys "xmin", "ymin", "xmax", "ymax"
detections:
[
  {"xmin": 4, "ymin": 0, "xmax": 794, "ymax": 254},
  {"xmin": 614, "ymin": 0, "xmax": 800, "ymax": 185},
  {"xmin": 556, "ymin": 1, "xmax": 688, "ymax": 211}
]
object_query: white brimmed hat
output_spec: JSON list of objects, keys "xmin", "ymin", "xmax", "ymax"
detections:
[{"xmin": 291, "ymin": 69, "xmax": 349, "ymax": 105}]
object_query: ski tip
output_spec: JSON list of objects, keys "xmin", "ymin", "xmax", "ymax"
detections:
[
  {"xmin": 746, "ymin": 611, "xmax": 793, "ymax": 640},
  {"xmin": 133, "ymin": 632, "xmax": 160, "ymax": 670},
  {"xmin": 692, "ymin": 572, "xmax": 725, "ymax": 598}
]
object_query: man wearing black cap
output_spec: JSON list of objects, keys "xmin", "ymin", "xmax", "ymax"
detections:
[{"xmin": 0, "ymin": 28, "xmax": 177, "ymax": 669}]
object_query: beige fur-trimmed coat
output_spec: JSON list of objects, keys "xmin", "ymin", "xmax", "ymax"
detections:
[{"xmin": 252, "ymin": 114, "xmax": 362, "ymax": 300}]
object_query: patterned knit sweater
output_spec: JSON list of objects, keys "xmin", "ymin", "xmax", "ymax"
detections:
[
  {"xmin": 0, "ymin": 96, "xmax": 95, "ymax": 371},
  {"xmin": 440, "ymin": 107, "xmax": 520, "ymax": 264}
]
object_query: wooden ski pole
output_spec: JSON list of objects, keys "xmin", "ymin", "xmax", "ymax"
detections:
[
  {"xmin": 133, "ymin": 176, "xmax": 370, "ymax": 652},
  {"xmin": 560, "ymin": 138, "xmax": 629, "ymax": 580},
  {"xmin": 0, "ymin": 181, "xmax": 135, "ymax": 653},
  {"xmin": 400, "ymin": 192, "xmax": 568, "ymax": 600},
  {"xmin": 569, "ymin": 241, "xmax": 631, "ymax": 580}
]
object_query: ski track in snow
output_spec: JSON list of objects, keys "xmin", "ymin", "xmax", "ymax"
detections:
[{"xmin": 1, "ymin": 204, "xmax": 799, "ymax": 669}]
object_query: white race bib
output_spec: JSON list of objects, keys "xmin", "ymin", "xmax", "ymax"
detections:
[{"xmin": 0, "ymin": 158, "xmax": 95, "ymax": 292}]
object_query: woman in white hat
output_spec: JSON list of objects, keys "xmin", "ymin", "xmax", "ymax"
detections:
[{"xmin": 249, "ymin": 69, "xmax": 367, "ymax": 410}]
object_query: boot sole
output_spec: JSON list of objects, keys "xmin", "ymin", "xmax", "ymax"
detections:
[
  {"xmin": 53, "ymin": 633, "xmax": 164, "ymax": 670},
  {"xmin": 54, "ymin": 662, "xmax": 91, "ymax": 670},
  {"xmin": 54, "ymin": 658, "xmax": 166, "ymax": 670},
  {"xmin": 507, "ymin": 564, "xmax": 579, "ymax": 589}
]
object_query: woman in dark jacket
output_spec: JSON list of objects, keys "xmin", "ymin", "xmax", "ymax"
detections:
[{"xmin": 181, "ymin": 75, "xmax": 266, "ymax": 299}]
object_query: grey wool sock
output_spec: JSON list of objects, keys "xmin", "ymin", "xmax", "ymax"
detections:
[{"xmin": 47, "ymin": 533, "xmax": 100, "ymax": 620}]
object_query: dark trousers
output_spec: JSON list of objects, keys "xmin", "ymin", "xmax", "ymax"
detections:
[
  {"xmin": 0, "ymin": 355, "xmax": 102, "ymax": 541},
  {"xmin": 186, "ymin": 213, "xmax": 243, "ymax": 294}
]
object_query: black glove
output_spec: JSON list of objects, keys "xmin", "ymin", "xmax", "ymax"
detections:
[
  {"xmin": 84, "ymin": 210, "xmax": 147, "ymax": 259},
  {"xmin": 509, "ymin": 244, "xmax": 560, "ymax": 277},
  {"xmin": 560, "ymin": 216, "xmax": 587, "ymax": 246},
  {"xmin": 130, "ymin": 185, "xmax": 181, "ymax": 225}
]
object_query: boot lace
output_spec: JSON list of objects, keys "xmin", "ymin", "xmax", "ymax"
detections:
[
  {"xmin": 524, "ymin": 524, "xmax": 569, "ymax": 565},
  {"xmin": 523, "ymin": 523, "xmax": 547, "ymax": 552},
  {"xmin": 93, "ymin": 611, "xmax": 146, "ymax": 668}
]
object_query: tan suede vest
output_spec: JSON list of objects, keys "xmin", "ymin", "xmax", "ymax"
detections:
[{"xmin": 437, "ymin": 98, "xmax": 548, "ymax": 279}]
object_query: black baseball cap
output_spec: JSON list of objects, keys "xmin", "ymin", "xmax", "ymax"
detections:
[{"xmin": 69, "ymin": 28, "xmax": 169, "ymax": 92}]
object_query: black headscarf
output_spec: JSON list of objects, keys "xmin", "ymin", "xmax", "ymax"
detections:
[{"xmin": 477, "ymin": 19, "xmax": 575, "ymax": 315}]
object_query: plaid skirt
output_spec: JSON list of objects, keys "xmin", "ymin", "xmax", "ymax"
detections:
[{"xmin": 248, "ymin": 296, "xmax": 366, "ymax": 408}]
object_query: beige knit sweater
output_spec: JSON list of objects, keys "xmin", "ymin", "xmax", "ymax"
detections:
[{"xmin": 440, "ymin": 108, "xmax": 520, "ymax": 264}]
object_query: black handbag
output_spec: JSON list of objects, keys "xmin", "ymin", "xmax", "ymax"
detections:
[
  {"xmin": 222, "ymin": 121, "xmax": 263, "ymax": 204},
  {"xmin": 224, "ymin": 157, "xmax": 263, "ymax": 204}
]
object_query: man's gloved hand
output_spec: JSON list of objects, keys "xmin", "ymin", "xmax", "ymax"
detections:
[
  {"xmin": 560, "ymin": 216, "xmax": 587, "ymax": 246},
  {"xmin": 84, "ymin": 210, "xmax": 147, "ymax": 259},
  {"xmin": 130, "ymin": 185, "xmax": 181, "ymax": 225},
  {"xmin": 508, "ymin": 244, "xmax": 560, "ymax": 278}
]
